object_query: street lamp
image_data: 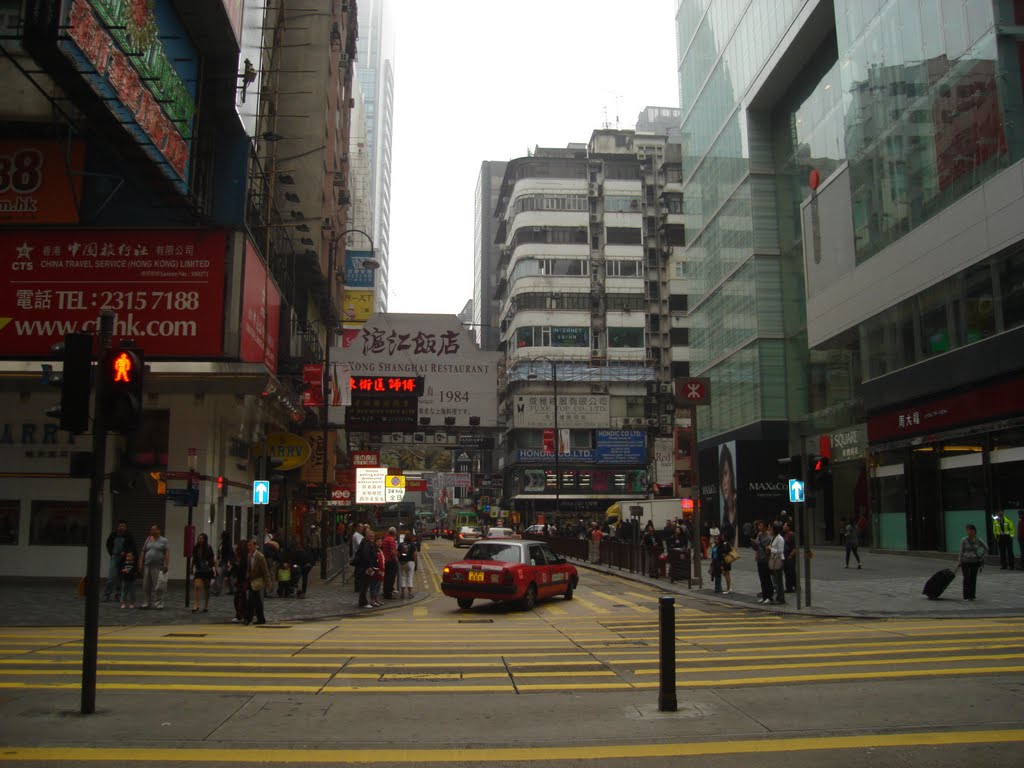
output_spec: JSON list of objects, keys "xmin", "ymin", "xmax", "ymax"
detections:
[
  {"xmin": 321, "ymin": 227, "xmax": 375, "ymax": 578},
  {"xmin": 527, "ymin": 357, "xmax": 560, "ymax": 524}
]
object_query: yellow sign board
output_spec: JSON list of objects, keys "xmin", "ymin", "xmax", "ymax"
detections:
[
  {"xmin": 342, "ymin": 289, "xmax": 374, "ymax": 323},
  {"xmin": 385, "ymin": 474, "xmax": 406, "ymax": 502},
  {"xmin": 264, "ymin": 432, "xmax": 311, "ymax": 472}
]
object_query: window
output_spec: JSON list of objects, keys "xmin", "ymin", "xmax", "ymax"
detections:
[
  {"xmin": 608, "ymin": 327, "xmax": 645, "ymax": 347},
  {"xmin": 606, "ymin": 227, "xmax": 642, "ymax": 245},
  {"xmin": 30, "ymin": 500, "xmax": 88, "ymax": 546},
  {"xmin": 0, "ymin": 501, "xmax": 18, "ymax": 545},
  {"xmin": 516, "ymin": 326, "xmax": 590, "ymax": 348},
  {"xmin": 605, "ymin": 195, "xmax": 643, "ymax": 213},
  {"xmin": 607, "ymin": 260, "xmax": 642, "ymax": 277}
]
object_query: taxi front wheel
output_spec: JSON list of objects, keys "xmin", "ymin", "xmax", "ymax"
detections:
[
  {"xmin": 457, "ymin": 598, "xmax": 473, "ymax": 609},
  {"xmin": 563, "ymin": 582, "xmax": 574, "ymax": 600}
]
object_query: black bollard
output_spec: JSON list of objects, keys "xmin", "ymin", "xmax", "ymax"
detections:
[{"xmin": 658, "ymin": 595, "xmax": 677, "ymax": 712}]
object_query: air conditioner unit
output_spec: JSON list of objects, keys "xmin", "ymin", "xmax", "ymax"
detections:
[
  {"xmin": 659, "ymin": 415, "xmax": 672, "ymax": 426},
  {"xmin": 645, "ymin": 381, "xmax": 658, "ymax": 395},
  {"xmin": 590, "ymin": 213, "xmax": 599, "ymax": 223},
  {"xmin": 659, "ymin": 383, "xmax": 672, "ymax": 394},
  {"xmin": 588, "ymin": 183, "xmax": 600, "ymax": 197},
  {"xmin": 645, "ymin": 418, "xmax": 658, "ymax": 426},
  {"xmin": 630, "ymin": 417, "xmax": 646, "ymax": 426}
]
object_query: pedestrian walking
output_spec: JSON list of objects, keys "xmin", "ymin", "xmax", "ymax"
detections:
[
  {"xmin": 769, "ymin": 522, "xmax": 786, "ymax": 604},
  {"xmin": 1017, "ymin": 510, "xmax": 1024, "ymax": 570},
  {"xmin": 245, "ymin": 538, "xmax": 270, "ymax": 624},
  {"xmin": 752, "ymin": 520, "xmax": 773, "ymax": 604},
  {"xmin": 351, "ymin": 522, "xmax": 365, "ymax": 594},
  {"xmin": 290, "ymin": 538, "xmax": 313, "ymax": 597},
  {"xmin": 118, "ymin": 550, "xmax": 138, "ymax": 608},
  {"xmin": 104, "ymin": 520, "xmax": 136, "ymax": 601},
  {"xmin": 992, "ymin": 510, "xmax": 1015, "ymax": 570},
  {"xmin": 843, "ymin": 518, "xmax": 862, "ymax": 569},
  {"xmin": 367, "ymin": 535, "xmax": 386, "ymax": 607},
  {"xmin": 355, "ymin": 529, "xmax": 376, "ymax": 608},
  {"xmin": 191, "ymin": 532, "xmax": 216, "ymax": 612},
  {"xmin": 643, "ymin": 522, "xmax": 661, "ymax": 578},
  {"xmin": 140, "ymin": 524, "xmax": 170, "ymax": 609},
  {"xmin": 231, "ymin": 540, "xmax": 247, "ymax": 622},
  {"xmin": 398, "ymin": 533, "xmax": 417, "ymax": 598},
  {"xmin": 957, "ymin": 523, "xmax": 989, "ymax": 601},
  {"xmin": 382, "ymin": 527, "xmax": 399, "ymax": 599},
  {"xmin": 215, "ymin": 530, "xmax": 232, "ymax": 595},
  {"xmin": 782, "ymin": 521, "xmax": 797, "ymax": 593},
  {"xmin": 719, "ymin": 533, "xmax": 734, "ymax": 594},
  {"xmin": 709, "ymin": 532, "xmax": 723, "ymax": 593}
]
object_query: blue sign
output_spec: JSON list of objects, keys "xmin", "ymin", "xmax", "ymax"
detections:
[
  {"xmin": 788, "ymin": 479, "xmax": 805, "ymax": 503},
  {"xmin": 253, "ymin": 480, "xmax": 270, "ymax": 505},
  {"xmin": 344, "ymin": 250, "xmax": 376, "ymax": 288},
  {"xmin": 595, "ymin": 430, "xmax": 647, "ymax": 464}
]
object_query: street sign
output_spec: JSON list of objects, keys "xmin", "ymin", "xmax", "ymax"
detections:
[
  {"xmin": 167, "ymin": 487, "xmax": 199, "ymax": 507},
  {"xmin": 788, "ymin": 479, "xmax": 805, "ymax": 503},
  {"xmin": 675, "ymin": 377, "xmax": 711, "ymax": 406},
  {"xmin": 253, "ymin": 480, "xmax": 270, "ymax": 505}
]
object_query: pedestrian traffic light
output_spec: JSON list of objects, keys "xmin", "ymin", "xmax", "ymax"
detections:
[
  {"xmin": 101, "ymin": 347, "xmax": 144, "ymax": 432},
  {"xmin": 809, "ymin": 455, "xmax": 831, "ymax": 488},
  {"xmin": 44, "ymin": 332, "xmax": 93, "ymax": 434}
]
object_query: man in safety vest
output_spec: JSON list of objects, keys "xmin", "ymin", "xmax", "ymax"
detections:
[{"xmin": 992, "ymin": 510, "xmax": 1016, "ymax": 570}]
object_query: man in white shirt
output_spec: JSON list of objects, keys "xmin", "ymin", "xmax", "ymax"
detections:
[{"xmin": 350, "ymin": 523, "xmax": 365, "ymax": 594}]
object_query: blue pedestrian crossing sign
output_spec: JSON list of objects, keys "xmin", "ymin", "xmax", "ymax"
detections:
[
  {"xmin": 788, "ymin": 479, "xmax": 805, "ymax": 503},
  {"xmin": 253, "ymin": 480, "xmax": 270, "ymax": 505}
]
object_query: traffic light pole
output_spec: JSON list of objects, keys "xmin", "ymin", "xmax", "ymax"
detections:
[
  {"xmin": 802, "ymin": 447, "xmax": 812, "ymax": 608},
  {"xmin": 82, "ymin": 310, "xmax": 113, "ymax": 715}
]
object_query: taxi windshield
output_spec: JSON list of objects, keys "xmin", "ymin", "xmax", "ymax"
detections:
[{"xmin": 465, "ymin": 543, "xmax": 520, "ymax": 563}]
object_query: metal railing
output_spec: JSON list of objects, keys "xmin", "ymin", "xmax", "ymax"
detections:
[{"xmin": 525, "ymin": 535, "xmax": 692, "ymax": 587}]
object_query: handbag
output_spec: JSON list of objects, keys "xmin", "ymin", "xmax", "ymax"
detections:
[
  {"xmin": 723, "ymin": 549, "xmax": 740, "ymax": 565},
  {"xmin": 769, "ymin": 553, "xmax": 784, "ymax": 571},
  {"xmin": 249, "ymin": 577, "xmax": 265, "ymax": 591}
]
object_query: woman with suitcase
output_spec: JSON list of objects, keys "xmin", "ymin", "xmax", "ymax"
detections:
[{"xmin": 958, "ymin": 523, "xmax": 988, "ymax": 601}]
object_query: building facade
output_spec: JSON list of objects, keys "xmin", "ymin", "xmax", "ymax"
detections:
[
  {"xmin": 678, "ymin": 0, "xmax": 1024, "ymax": 554},
  {"xmin": 474, "ymin": 161, "xmax": 508, "ymax": 352},
  {"xmin": 0, "ymin": 0, "xmax": 360, "ymax": 577},
  {"xmin": 354, "ymin": 0, "xmax": 395, "ymax": 313},
  {"xmin": 494, "ymin": 122, "xmax": 688, "ymax": 526}
]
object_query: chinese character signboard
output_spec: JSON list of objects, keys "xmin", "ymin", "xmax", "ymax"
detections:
[
  {"xmin": 301, "ymin": 364, "xmax": 323, "ymax": 407},
  {"xmin": 512, "ymin": 395, "xmax": 610, "ymax": 429},
  {"xmin": 0, "ymin": 230, "xmax": 226, "ymax": 357},
  {"xmin": 57, "ymin": 0, "xmax": 197, "ymax": 195},
  {"xmin": 351, "ymin": 451, "xmax": 379, "ymax": 467},
  {"xmin": 240, "ymin": 241, "xmax": 281, "ymax": 374},
  {"xmin": 345, "ymin": 395, "xmax": 419, "ymax": 432},
  {"xmin": 0, "ymin": 140, "xmax": 86, "ymax": 224},
  {"xmin": 356, "ymin": 467, "xmax": 387, "ymax": 504},
  {"xmin": 341, "ymin": 289, "xmax": 374, "ymax": 324},
  {"xmin": 300, "ymin": 430, "xmax": 336, "ymax": 484},
  {"xmin": 349, "ymin": 375, "xmax": 424, "ymax": 396},
  {"xmin": 333, "ymin": 313, "xmax": 501, "ymax": 428}
]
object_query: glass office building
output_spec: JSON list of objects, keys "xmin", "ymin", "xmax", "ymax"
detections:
[{"xmin": 677, "ymin": 0, "xmax": 1024, "ymax": 552}]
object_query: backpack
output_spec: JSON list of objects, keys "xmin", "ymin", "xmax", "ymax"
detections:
[{"xmin": 398, "ymin": 541, "xmax": 413, "ymax": 562}]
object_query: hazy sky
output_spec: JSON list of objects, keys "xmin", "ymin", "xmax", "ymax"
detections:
[{"xmin": 386, "ymin": 0, "xmax": 680, "ymax": 315}]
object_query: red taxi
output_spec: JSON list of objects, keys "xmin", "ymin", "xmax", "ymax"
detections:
[{"xmin": 441, "ymin": 540, "xmax": 578, "ymax": 610}]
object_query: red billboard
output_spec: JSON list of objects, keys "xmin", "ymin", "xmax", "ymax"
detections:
[
  {"xmin": 239, "ymin": 241, "xmax": 280, "ymax": 373},
  {"xmin": 0, "ymin": 140, "xmax": 86, "ymax": 224},
  {"xmin": 0, "ymin": 230, "xmax": 226, "ymax": 357}
]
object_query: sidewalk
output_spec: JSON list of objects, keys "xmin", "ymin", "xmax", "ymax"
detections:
[
  {"xmin": 0, "ymin": 565, "xmax": 426, "ymax": 627},
  {"xmin": 578, "ymin": 545, "xmax": 1024, "ymax": 618}
]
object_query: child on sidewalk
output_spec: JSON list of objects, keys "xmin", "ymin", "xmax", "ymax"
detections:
[{"xmin": 119, "ymin": 551, "xmax": 138, "ymax": 608}]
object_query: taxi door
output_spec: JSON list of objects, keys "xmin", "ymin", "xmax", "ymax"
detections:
[
  {"xmin": 527, "ymin": 543, "xmax": 556, "ymax": 598},
  {"xmin": 539, "ymin": 543, "xmax": 571, "ymax": 594}
]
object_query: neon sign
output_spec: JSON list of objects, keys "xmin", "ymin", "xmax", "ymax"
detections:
[
  {"xmin": 349, "ymin": 376, "xmax": 424, "ymax": 396},
  {"xmin": 60, "ymin": 0, "xmax": 192, "ymax": 189}
]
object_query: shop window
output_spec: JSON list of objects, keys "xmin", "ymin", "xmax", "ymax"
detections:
[
  {"xmin": 998, "ymin": 244, "xmax": 1024, "ymax": 331},
  {"xmin": 0, "ymin": 501, "xmax": 19, "ymax": 545},
  {"xmin": 30, "ymin": 500, "xmax": 88, "ymax": 546}
]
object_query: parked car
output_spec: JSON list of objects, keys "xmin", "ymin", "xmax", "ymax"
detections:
[
  {"xmin": 454, "ymin": 526, "xmax": 482, "ymax": 548},
  {"xmin": 441, "ymin": 540, "xmax": 578, "ymax": 610}
]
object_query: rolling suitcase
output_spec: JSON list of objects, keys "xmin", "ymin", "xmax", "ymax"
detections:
[{"xmin": 922, "ymin": 568, "xmax": 956, "ymax": 600}]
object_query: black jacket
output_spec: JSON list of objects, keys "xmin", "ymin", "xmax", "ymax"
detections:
[{"xmin": 105, "ymin": 531, "xmax": 136, "ymax": 559}]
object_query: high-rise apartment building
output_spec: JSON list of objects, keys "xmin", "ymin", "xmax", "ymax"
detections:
[
  {"xmin": 354, "ymin": 0, "xmax": 395, "ymax": 311},
  {"xmin": 677, "ymin": 0, "xmax": 1024, "ymax": 552},
  {"xmin": 494, "ymin": 123, "xmax": 687, "ymax": 525},
  {"xmin": 474, "ymin": 161, "xmax": 508, "ymax": 351}
]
